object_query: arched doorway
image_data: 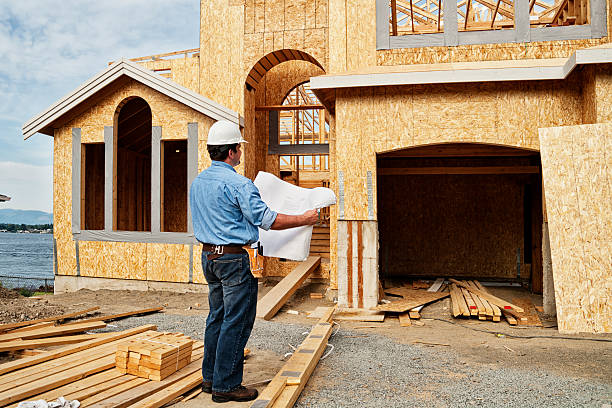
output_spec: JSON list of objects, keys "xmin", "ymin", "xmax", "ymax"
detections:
[
  {"xmin": 114, "ymin": 97, "xmax": 152, "ymax": 232},
  {"xmin": 377, "ymin": 143, "xmax": 543, "ymax": 292}
]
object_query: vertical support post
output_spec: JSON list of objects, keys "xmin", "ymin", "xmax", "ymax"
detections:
[
  {"xmin": 268, "ymin": 111, "xmax": 279, "ymax": 154},
  {"xmin": 391, "ymin": 0, "xmax": 398, "ymax": 35},
  {"xmin": 188, "ymin": 244, "xmax": 194, "ymax": 283},
  {"xmin": 376, "ymin": 0, "xmax": 391, "ymax": 49},
  {"xmin": 187, "ymin": 123, "xmax": 199, "ymax": 234},
  {"xmin": 515, "ymin": 0, "xmax": 530, "ymax": 42},
  {"xmin": 75, "ymin": 241, "xmax": 80, "ymax": 277},
  {"xmin": 71, "ymin": 128, "xmax": 81, "ymax": 234},
  {"xmin": 104, "ymin": 126, "xmax": 114, "ymax": 231},
  {"xmin": 444, "ymin": 0, "xmax": 459, "ymax": 45},
  {"xmin": 151, "ymin": 126, "xmax": 162, "ymax": 233}
]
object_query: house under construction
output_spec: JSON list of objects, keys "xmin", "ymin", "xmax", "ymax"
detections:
[{"xmin": 23, "ymin": 0, "xmax": 611, "ymax": 334}]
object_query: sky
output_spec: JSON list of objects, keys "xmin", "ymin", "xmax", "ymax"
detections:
[{"xmin": 0, "ymin": 0, "xmax": 200, "ymax": 213}]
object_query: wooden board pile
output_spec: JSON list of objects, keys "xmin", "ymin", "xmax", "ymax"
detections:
[
  {"xmin": 449, "ymin": 279, "xmax": 525, "ymax": 325},
  {"xmin": 0, "ymin": 306, "xmax": 209, "ymax": 407},
  {"xmin": 116, "ymin": 332, "xmax": 193, "ymax": 381}
]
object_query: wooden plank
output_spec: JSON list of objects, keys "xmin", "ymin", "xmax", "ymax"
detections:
[
  {"xmin": 0, "ymin": 334, "xmax": 102, "ymax": 352},
  {"xmin": 0, "ymin": 307, "xmax": 99, "ymax": 332},
  {"xmin": 468, "ymin": 281, "xmax": 494, "ymax": 319},
  {"xmin": 464, "ymin": 282, "xmax": 487, "ymax": 319},
  {"xmin": 376, "ymin": 290, "xmax": 449, "ymax": 312},
  {"xmin": 451, "ymin": 284, "xmax": 471, "ymax": 317},
  {"xmin": 512, "ymin": 298, "xmax": 543, "ymax": 327},
  {"xmin": 253, "ymin": 314, "xmax": 333, "ymax": 408},
  {"xmin": 0, "ymin": 321, "xmax": 106, "ymax": 342},
  {"xmin": 79, "ymin": 377, "xmax": 150, "ymax": 406},
  {"xmin": 0, "ymin": 355, "xmax": 116, "ymax": 406},
  {"xmin": 460, "ymin": 287, "xmax": 480, "ymax": 316},
  {"xmin": 398, "ymin": 313, "xmax": 412, "ymax": 327},
  {"xmin": 64, "ymin": 307, "xmax": 163, "ymax": 325},
  {"xmin": 6, "ymin": 322, "xmax": 55, "ymax": 334},
  {"xmin": 255, "ymin": 105, "xmax": 324, "ymax": 111},
  {"xmin": 128, "ymin": 371, "xmax": 202, "ymax": 408},
  {"xmin": 256, "ymin": 256, "xmax": 321, "ymax": 320},
  {"xmin": 449, "ymin": 279, "xmax": 524, "ymax": 312},
  {"xmin": 6, "ymin": 371, "xmax": 123, "ymax": 408},
  {"xmin": 0, "ymin": 325, "xmax": 156, "ymax": 376},
  {"xmin": 411, "ymin": 278, "xmax": 445, "ymax": 314},
  {"xmin": 449, "ymin": 284, "xmax": 462, "ymax": 317},
  {"xmin": 333, "ymin": 309, "xmax": 385, "ymax": 322},
  {"xmin": 474, "ymin": 281, "xmax": 502, "ymax": 321},
  {"xmin": 409, "ymin": 311, "xmax": 421, "ymax": 319}
]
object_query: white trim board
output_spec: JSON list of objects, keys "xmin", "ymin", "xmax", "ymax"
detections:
[
  {"xmin": 22, "ymin": 59, "xmax": 244, "ymax": 140},
  {"xmin": 310, "ymin": 46, "xmax": 612, "ymax": 90}
]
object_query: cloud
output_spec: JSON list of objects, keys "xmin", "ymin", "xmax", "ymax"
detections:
[
  {"xmin": 0, "ymin": 0, "xmax": 199, "ymax": 210},
  {"xmin": 0, "ymin": 161, "xmax": 53, "ymax": 212}
]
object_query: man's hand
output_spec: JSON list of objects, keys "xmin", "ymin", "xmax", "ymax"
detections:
[
  {"xmin": 271, "ymin": 209, "xmax": 320, "ymax": 230},
  {"xmin": 301, "ymin": 209, "xmax": 319, "ymax": 225}
]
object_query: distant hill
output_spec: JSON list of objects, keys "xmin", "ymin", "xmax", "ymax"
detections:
[{"xmin": 0, "ymin": 209, "xmax": 53, "ymax": 225}]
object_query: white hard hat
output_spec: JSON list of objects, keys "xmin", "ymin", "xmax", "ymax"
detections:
[{"xmin": 207, "ymin": 120, "xmax": 247, "ymax": 145}]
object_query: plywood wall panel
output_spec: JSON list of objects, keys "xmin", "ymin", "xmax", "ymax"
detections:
[
  {"xmin": 147, "ymin": 244, "xmax": 190, "ymax": 282},
  {"xmin": 192, "ymin": 245, "xmax": 207, "ymax": 284},
  {"xmin": 377, "ymin": 39, "xmax": 609, "ymax": 66},
  {"xmin": 245, "ymin": 0, "xmax": 255, "ymax": 34},
  {"xmin": 582, "ymin": 66, "xmax": 597, "ymax": 124},
  {"xmin": 539, "ymin": 123, "xmax": 612, "ymax": 333},
  {"xmin": 283, "ymin": 30, "xmax": 305, "ymax": 50},
  {"xmin": 346, "ymin": 0, "xmax": 376, "ymax": 71},
  {"xmin": 328, "ymin": 0, "xmax": 347, "ymax": 73},
  {"xmin": 266, "ymin": 0, "xmax": 285, "ymax": 32},
  {"xmin": 54, "ymin": 127, "xmax": 77, "ymax": 276},
  {"xmin": 315, "ymin": 0, "xmax": 328, "ymax": 28},
  {"xmin": 285, "ymin": 0, "xmax": 306, "ymax": 31},
  {"xmin": 304, "ymin": 28, "xmax": 328, "ymax": 68},
  {"xmin": 594, "ymin": 64, "xmax": 612, "ymax": 123}
]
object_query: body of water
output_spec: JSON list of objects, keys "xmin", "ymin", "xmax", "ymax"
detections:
[{"xmin": 0, "ymin": 232, "xmax": 54, "ymax": 289}]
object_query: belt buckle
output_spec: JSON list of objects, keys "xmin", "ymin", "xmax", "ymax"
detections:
[{"xmin": 213, "ymin": 245, "xmax": 223, "ymax": 255}]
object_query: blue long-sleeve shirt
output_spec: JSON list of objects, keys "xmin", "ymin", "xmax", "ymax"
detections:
[{"xmin": 189, "ymin": 161, "xmax": 277, "ymax": 245}]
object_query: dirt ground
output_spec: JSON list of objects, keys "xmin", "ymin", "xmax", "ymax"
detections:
[{"xmin": 1, "ymin": 282, "xmax": 611, "ymax": 406}]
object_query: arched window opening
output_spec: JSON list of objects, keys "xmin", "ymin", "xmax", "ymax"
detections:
[{"xmin": 114, "ymin": 97, "xmax": 152, "ymax": 231}]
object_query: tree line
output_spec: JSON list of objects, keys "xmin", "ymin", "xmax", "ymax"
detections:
[{"xmin": 0, "ymin": 223, "xmax": 53, "ymax": 232}]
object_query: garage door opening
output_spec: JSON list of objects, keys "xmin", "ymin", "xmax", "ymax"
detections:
[{"xmin": 377, "ymin": 143, "xmax": 543, "ymax": 293}]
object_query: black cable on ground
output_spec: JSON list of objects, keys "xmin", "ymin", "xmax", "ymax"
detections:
[{"xmin": 429, "ymin": 318, "xmax": 612, "ymax": 343}]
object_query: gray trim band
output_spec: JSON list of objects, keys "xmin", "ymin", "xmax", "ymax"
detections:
[
  {"xmin": 187, "ymin": 123, "xmax": 198, "ymax": 234},
  {"xmin": 72, "ymin": 128, "xmax": 81, "ymax": 234},
  {"xmin": 590, "ymin": 0, "xmax": 607, "ymax": 36},
  {"xmin": 74, "ymin": 230, "xmax": 197, "ymax": 244},
  {"xmin": 104, "ymin": 126, "xmax": 113, "ymax": 231},
  {"xmin": 515, "ymin": 0, "xmax": 530, "ymax": 43},
  {"xmin": 530, "ymin": 25, "xmax": 597, "ymax": 42},
  {"xmin": 75, "ymin": 240, "xmax": 80, "ymax": 276},
  {"xmin": 376, "ymin": 0, "xmax": 390, "ymax": 49},
  {"xmin": 443, "ymin": 0, "xmax": 458, "ymax": 46},
  {"xmin": 151, "ymin": 126, "xmax": 161, "ymax": 233}
]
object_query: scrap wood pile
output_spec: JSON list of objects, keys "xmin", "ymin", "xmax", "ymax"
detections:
[
  {"xmin": 0, "ymin": 306, "xmax": 208, "ymax": 407},
  {"xmin": 370, "ymin": 278, "xmax": 537, "ymax": 327}
]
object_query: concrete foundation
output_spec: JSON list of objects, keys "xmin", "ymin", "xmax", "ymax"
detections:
[{"xmin": 54, "ymin": 275, "xmax": 210, "ymax": 294}]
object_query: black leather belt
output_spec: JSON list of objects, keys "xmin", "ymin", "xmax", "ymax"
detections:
[{"xmin": 201, "ymin": 243, "xmax": 247, "ymax": 260}]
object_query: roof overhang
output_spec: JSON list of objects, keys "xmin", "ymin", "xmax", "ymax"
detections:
[
  {"xmin": 22, "ymin": 59, "xmax": 244, "ymax": 140},
  {"xmin": 310, "ymin": 45, "xmax": 612, "ymax": 94}
]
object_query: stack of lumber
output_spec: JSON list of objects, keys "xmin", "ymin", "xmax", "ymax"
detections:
[
  {"xmin": 0, "ymin": 325, "xmax": 205, "ymax": 408},
  {"xmin": 116, "ymin": 332, "xmax": 193, "ymax": 381},
  {"xmin": 252, "ymin": 306, "xmax": 335, "ymax": 408},
  {"xmin": 449, "ymin": 279, "xmax": 525, "ymax": 325}
]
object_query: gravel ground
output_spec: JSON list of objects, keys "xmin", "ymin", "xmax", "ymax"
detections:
[{"xmin": 100, "ymin": 313, "xmax": 612, "ymax": 408}]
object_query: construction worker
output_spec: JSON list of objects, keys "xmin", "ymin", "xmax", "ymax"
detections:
[{"xmin": 190, "ymin": 120, "xmax": 318, "ymax": 403}]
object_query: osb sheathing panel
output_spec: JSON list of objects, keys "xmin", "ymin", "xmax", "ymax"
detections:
[
  {"xmin": 146, "ymin": 244, "xmax": 190, "ymax": 282},
  {"xmin": 141, "ymin": 58, "xmax": 200, "ymax": 94},
  {"xmin": 54, "ymin": 79, "xmax": 216, "ymax": 282},
  {"xmin": 334, "ymin": 77, "xmax": 584, "ymax": 220},
  {"xmin": 54, "ymin": 127, "xmax": 77, "ymax": 276},
  {"xmin": 377, "ymin": 39, "xmax": 610, "ymax": 66},
  {"xmin": 245, "ymin": 0, "xmax": 325, "ymax": 33},
  {"xmin": 265, "ymin": 258, "xmax": 330, "ymax": 279},
  {"xmin": 328, "ymin": 112, "xmax": 338, "ymax": 289},
  {"xmin": 200, "ymin": 0, "xmax": 244, "ymax": 112},
  {"xmin": 594, "ymin": 63, "xmax": 612, "ymax": 122},
  {"xmin": 582, "ymin": 66, "xmax": 597, "ymax": 124},
  {"xmin": 539, "ymin": 123, "xmax": 612, "ymax": 334}
]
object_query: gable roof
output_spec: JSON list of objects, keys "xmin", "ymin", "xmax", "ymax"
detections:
[{"xmin": 22, "ymin": 59, "xmax": 243, "ymax": 140}]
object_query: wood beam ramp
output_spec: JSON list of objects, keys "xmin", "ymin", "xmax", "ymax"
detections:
[
  {"xmin": 251, "ymin": 306, "xmax": 335, "ymax": 408},
  {"xmin": 256, "ymin": 256, "xmax": 321, "ymax": 320}
]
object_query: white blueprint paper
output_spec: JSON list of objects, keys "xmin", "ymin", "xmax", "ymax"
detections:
[{"xmin": 254, "ymin": 171, "xmax": 336, "ymax": 261}]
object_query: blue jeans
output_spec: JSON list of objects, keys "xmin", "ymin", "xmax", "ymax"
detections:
[{"xmin": 201, "ymin": 251, "xmax": 258, "ymax": 392}]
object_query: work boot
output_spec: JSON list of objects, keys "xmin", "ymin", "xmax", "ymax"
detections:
[
  {"xmin": 212, "ymin": 385, "xmax": 258, "ymax": 403},
  {"xmin": 202, "ymin": 380, "xmax": 212, "ymax": 394}
]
